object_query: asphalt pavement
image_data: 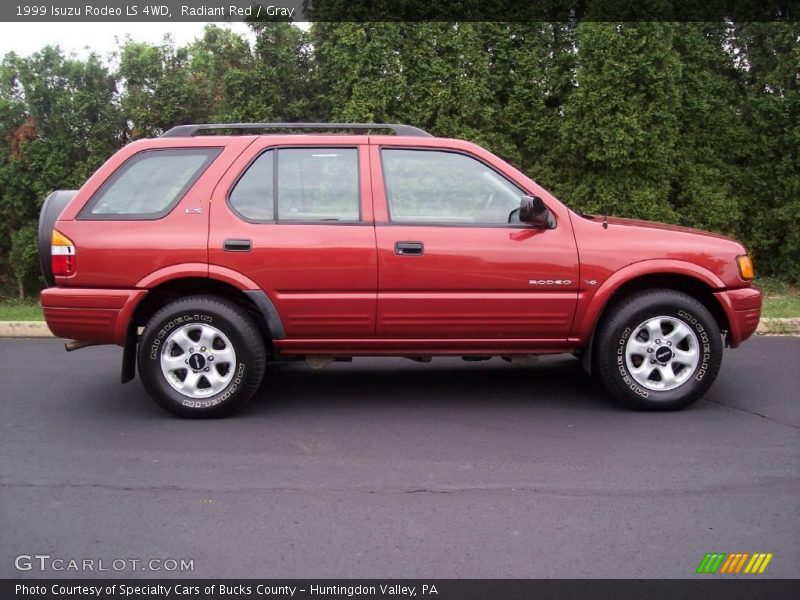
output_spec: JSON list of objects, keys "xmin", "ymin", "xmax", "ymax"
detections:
[{"xmin": 1, "ymin": 337, "xmax": 798, "ymax": 579}]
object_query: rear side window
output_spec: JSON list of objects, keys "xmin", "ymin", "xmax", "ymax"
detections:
[
  {"xmin": 229, "ymin": 151, "xmax": 274, "ymax": 220},
  {"xmin": 228, "ymin": 147, "xmax": 360, "ymax": 222},
  {"xmin": 80, "ymin": 148, "xmax": 221, "ymax": 220},
  {"xmin": 278, "ymin": 148, "xmax": 359, "ymax": 221}
]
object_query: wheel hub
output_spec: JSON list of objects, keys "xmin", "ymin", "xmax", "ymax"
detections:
[
  {"xmin": 188, "ymin": 353, "xmax": 206, "ymax": 371},
  {"xmin": 654, "ymin": 346, "xmax": 673, "ymax": 364}
]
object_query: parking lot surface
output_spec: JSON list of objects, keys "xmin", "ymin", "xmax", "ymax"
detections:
[{"xmin": 1, "ymin": 337, "xmax": 798, "ymax": 578}]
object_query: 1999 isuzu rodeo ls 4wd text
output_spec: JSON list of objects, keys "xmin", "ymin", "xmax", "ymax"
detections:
[{"xmin": 37, "ymin": 123, "xmax": 763, "ymax": 417}]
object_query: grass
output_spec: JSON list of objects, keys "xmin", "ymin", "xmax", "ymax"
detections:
[
  {"xmin": 758, "ymin": 278, "xmax": 800, "ymax": 319},
  {"xmin": 0, "ymin": 277, "xmax": 797, "ymax": 321},
  {"xmin": 0, "ymin": 299, "xmax": 43, "ymax": 320}
]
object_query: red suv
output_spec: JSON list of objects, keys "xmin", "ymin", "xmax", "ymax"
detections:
[{"xmin": 38, "ymin": 123, "xmax": 762, "ymax": 417}]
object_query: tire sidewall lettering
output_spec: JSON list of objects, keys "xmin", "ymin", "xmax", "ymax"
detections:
[
  {"xmin": 677, "ymin": 309, "xmax": 710, "ymax": 381},
  {"xmin": 616, "ymin": 307, "xmax": 713, "ymax": 398},
  {"xmin": 145, "ymin": 312, "xmax": 248, "ymax": 410},
  {"xmin": 149, "ymin": 314, "xmax": 214, "ymax": 361},
  {"xmin": 598, "ymin": 292, "xmax": 722, "ymax": 410},
  {"xmin": 180, "ymin": 362, "xmax": 246, "ymax": 408},
  {"xmin": 137, "ymin": 298, "xmax": 266, "ymax": 417},
  {"xmin": 616, "ymin": 325, "xmax": 649, "ymax": 398}
]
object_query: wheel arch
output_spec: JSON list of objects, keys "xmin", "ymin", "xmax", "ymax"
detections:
[
  {"xmin": 121, "ymin": 274, "xmax": 284, "ymax": 383},
  {"xmin": 579, "ymin": 270, "xmax": 731, "ymax": 375}
]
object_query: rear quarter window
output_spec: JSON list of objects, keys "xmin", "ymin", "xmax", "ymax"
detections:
[{"xmin": 79, "ymin": 148, "xmax": 221, "ymax": 220}]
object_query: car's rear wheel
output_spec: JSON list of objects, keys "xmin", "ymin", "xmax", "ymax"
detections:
[
  {"xmin": 595, "ymin": 289, "xmax": 722, "ymax": 411},
  {"xmin": 137, "ymin": 296, "xmax": 266, "ymax": 418}
]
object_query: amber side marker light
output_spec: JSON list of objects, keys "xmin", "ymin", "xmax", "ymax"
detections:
[
  {"xmin": 51, "ymin": 229, "xmax": 76, "ymax": 276},
  {"xmin": 737, "ymin": 254, "xmax": 754, "ymax": 280}
]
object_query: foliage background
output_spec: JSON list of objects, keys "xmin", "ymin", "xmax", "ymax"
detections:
[{"xmin": 0, "ymin": 21, "xmax": 798, "ymax": 298}]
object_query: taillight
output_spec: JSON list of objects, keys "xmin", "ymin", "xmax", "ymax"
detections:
[{"xmin": 51, "ymin": 229, "xmax": 75, "ymax": 277}]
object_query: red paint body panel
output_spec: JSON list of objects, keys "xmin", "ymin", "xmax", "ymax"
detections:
[
  {"xmin": 41, "ymin": 132, "xmax": 762, "ymax": 357},
  {"xmin": 373, "ymin": 227, "xmax": 577, "ymax": 338},
  {"xmin": 714, "ymin": 287, "xmax": 763, "ymax": 347},
  {"xmin": 53, "ymin": 137, "xmax": 254, "ymax": 289},
  {"xmin": 208, "ymin": 138, "xmax": 377, "ymax": 338},
  {"xmin": 568, "ymin": 213, "xmax": 753, "ymax": 343},
  {"xmin": 206, "ymin": 265, "xmax": 261, "ymax": 290},
  {"xmin": 136, "ymin": 263, "xmax": 208, "ymax": 288},
  {"xmin": 367, "ymin": 138, "xmax": 579, "ymax": 339},
  {"xmin": 41, "ymin": 288, "xmax": 146, "ymax": 345}
]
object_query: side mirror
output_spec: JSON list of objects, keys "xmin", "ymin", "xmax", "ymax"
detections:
[{"xmin": 519, "ymin": 195, "xmax": 551, "ymax": 228}]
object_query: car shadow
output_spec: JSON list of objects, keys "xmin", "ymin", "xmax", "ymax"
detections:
[
  {"xmin": 247, "ymin": 355, "xmax": 617, "ymax": 416},
  {"xmin": 68, "ymin": 352, "xmax": 617, "ymax": 420}
]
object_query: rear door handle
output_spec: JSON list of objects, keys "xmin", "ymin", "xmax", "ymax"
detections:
[
  {"xmin": 395, "ymin": 241, "xmax": 424, "ymax": 256},
  {"xmin": 224, "ymin": 238, "xmax": 252, "ymax": 252}
]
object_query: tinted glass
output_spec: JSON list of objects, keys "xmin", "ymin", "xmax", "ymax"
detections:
[
  {"xmin": 85, "ymin": 148, "xmax": 220, "ymax": 218},
  {"xmin": 382, "ymin": 149, "xmax": 523, "ymax": 224},
  {"xmin": 277, "ymin": 148, "xmax": 359, "ymax": 221},
  {"xmin": 229, "ymin": 151, "xmax": 275, "ymax": 220}
]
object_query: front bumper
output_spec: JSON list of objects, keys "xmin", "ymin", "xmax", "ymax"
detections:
[
  {"xmin": 40, "ymin": 287, "xmax": 147, "ymax": 346},
  {"xmin": 713, "ymin": 287, "xmax": 762, "ymax": 347}
]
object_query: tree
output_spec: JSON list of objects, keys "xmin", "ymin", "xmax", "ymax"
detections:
[
  {"xmin": 118, "ymin": 23, "xmax": 316, "ymax": 129},
  {"xmin": 9, "ymin": 222, "xmax": 37, "ymax": 299},
  {"xmin": 488, "ymin": 22, "xmax": 578, "ymax": 189},
  {"xmin": 669, "ymin": 22, "xmax": 745, "ymax": 236},
  {"xmin": 117, "ymin": 37, "xmax": 211, "ymax": 138},
  {"xmin": 310, "ymin": 23, "xmax": 505, "ymax": 149},
  {"xmin": 187, "ymin": 25, "xmax": 257, "ymax": 122},
  {"xmin": 732, "ymin": 22, "xmax": 800, "ymax": 282},
  {"xmin": 244, "ymin": 21, "xmax": 317, "ymax": 121},
  {"xmin": 556, "ymin": 22, "xmax": 682, "ymax": 222},
  {"xmin": 0, "ymin": 47, "xmax": 122, "ymax": 292},
  {"xmin": 1, "ymin": 22, "xmax": 798, "ymax": 297}
]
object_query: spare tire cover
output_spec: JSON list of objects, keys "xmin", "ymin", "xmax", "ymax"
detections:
[{"xmin": 38, "ymin": 190, "xmax": 77, "ymax": 287}]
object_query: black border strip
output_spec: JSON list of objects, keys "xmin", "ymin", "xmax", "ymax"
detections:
[
  {"xmin": 2, "ymin": 1, "xmax": 796, "ymax": 22},
  {"xmin": 2, "ymin": 579, "xmax": 798, "ymax": 600},
  {"xmin": 303, "ymin": 0, "xmax": 798, "ymax": 22}
]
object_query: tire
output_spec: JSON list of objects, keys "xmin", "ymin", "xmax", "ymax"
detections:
[
  {"xmin": 595, "ymin": 289, "xmax": 722, "ymax": 411},
  {"xmin": 137, "ymin": 295, "xmax": 266, "ymax": 418}
]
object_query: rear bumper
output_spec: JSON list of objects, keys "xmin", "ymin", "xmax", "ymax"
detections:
[
  {"xmin": 714, "ymin": 287, "xmax": 762, "ymax": 348},
  {"xmin": 40, "ymin": 287, "xmax": 147, "ymax": 346}
]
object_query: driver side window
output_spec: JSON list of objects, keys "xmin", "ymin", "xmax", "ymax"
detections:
[{"xmin": 382, "ymin": 149, "xmax": 524, "ymax": 224}]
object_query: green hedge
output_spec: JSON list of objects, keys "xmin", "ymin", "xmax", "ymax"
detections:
[{"xmin": 1, "ymin": 22, "xmax": 797, "ymax": 298}]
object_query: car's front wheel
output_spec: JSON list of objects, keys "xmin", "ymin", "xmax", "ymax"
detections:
[
  {"xmin": 137, "ymin": 296, "xmax": 266, "ymax": 418},
  {"xmin": 595, "ymin": 289, "xmax": 722, "ymax": 411}
]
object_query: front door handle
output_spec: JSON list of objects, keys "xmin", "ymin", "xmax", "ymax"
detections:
[
  {"xmin": 395, "ymin": 241, "xmax": 424, "ymax": 256},
  {"xmin": 224, "ymin": 238, "xmax": 252, "ymax": 252}
]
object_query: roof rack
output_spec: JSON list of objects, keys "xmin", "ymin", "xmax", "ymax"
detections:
[{"xmin": 161, "ymin": 122, "xmax": 432, "ymax": 138}]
